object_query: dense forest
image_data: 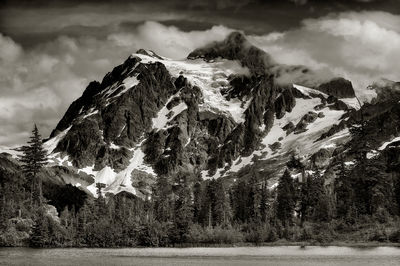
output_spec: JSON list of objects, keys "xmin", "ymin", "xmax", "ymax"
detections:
[{"xmin": 1, "ymin": 123, "xmax": 400, "ymax": 248}]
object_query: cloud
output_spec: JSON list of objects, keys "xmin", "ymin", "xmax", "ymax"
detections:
[
  {"xmin": 0, "ymin": 34, "xmax": 22, "ymax": 62},
  {"xmin": 0, "ymin": 22, "xmax": 233, "ymax": 147},
  {"xmin": 2, "ymin": 10, "xmax": 400, "ymax": 147},
  {"xmin": 108, "ymin": 21, "xmax": 233, "ymax": 59},
  {"xmin": 248, "ymin": 11, "xmax": 400, "ymax": 100}
]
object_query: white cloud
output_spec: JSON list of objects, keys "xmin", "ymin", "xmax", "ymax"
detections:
[
  {"xmin": 0, "ymin": 34, "xmax": 22, "ymax": 62},
  {"xmin": 108, "ymin": 21, "xmax": 233, "ymax": 59},
  {"xmin": 248, "ymin": 11, "xmax": 400, "ymax": 100}
]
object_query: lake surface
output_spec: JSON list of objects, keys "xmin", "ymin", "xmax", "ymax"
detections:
[{"xmin": 1, "ymin": 246, "xmax": 400, "ymax": 266}]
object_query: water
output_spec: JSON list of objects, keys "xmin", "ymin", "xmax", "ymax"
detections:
[{"xmin": 1, "ymin": 246, "xmax": 399, "ymax": 266}]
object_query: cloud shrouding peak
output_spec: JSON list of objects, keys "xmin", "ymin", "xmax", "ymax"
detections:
[{"xmin": 249, "ymin": 11, "xmax": 400, "ymax": 100}]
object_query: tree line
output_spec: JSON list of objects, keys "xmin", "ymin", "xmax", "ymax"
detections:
[{"xmin": 1, "ymin": 124, "xmax": 400, "ymax": 247}]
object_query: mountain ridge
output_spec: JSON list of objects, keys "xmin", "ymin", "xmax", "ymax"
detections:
[{"xmin": 2, "ymin": 31, "xmax": 400, "ymax": 200}]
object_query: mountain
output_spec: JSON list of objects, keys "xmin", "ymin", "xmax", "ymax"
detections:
[{"xmin": 2, "ymin": 32, "xmax": 400, "ymax": 200}]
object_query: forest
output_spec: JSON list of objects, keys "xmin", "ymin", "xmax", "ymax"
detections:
[{"xmin": 1, "ymin": 123, "xmax": 400, "ymax": 247}]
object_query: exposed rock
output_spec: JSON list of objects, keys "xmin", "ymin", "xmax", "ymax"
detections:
[
  {"xmin": 136, "ymin": 49, "xmax": 164, "ymax": 60},
  {"xmin": 269, "ymin": 142, "xmax": 282, "ymax": 153},
  {"xmin": 274, "ymin": 87, "xmax": 296, "ymax": 119},
  {"xmin": 368, "ymin": 79, "xmax": 400, "ymax": 104},
  {"xmin": 316, "ymin": 77, "xmax": 356, "ymax": 98},
  {"xmin": 294, "ymin": 111, "xmax": 318, "ymax": 134},
  {"xmin": 282, "ymin": 122, "xmax": 295, "ymax": 135},
  {"xmin": 314, "ymin": 103, "xmax": 325, "ymax": 111},
  {"xmin": 53, "ymin": 58, "xmax": 179, "ymax": 169},
  {"xmin": 317, "ymin": 121, "xmax": 347, "ymax": 141},
  {"xmin": 311, "ymin": 148, "xmax": 333, "ymax": 169}
]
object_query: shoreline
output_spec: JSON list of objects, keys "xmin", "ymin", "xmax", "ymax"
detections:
[{"xmin": 1, "ymin": 242, "xmax": 400, "ymax": 249}]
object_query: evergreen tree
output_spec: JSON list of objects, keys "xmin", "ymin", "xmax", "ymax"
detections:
[
  {"xmin": 95, "ymin": 183, "xmax": 107, "ymax": 218},
  {"xmin": 211, "ymin": 179, "xmax": 226, "ymax": 226},
  {"xmin": 335, "ymin": 160, "xmax": 354, "ymax": 219},
  {"xmin": 30, "ymin": 209, "xmax": 49, "ymax": 247},
  {"xmin": 172, "ymin": 176, "xmax": 193, "ymax": 243},
  {"xmin": 276, "ymin": 169, "xmax": 295, "ymax": 225},
  {"xmin": 259, "ymin": 179, "xmax": 269, "ymax": 223},
  {"xmin": 394, "ymin": 175, "xmax": 400, "ymax": 215},
  {"xmin": 232, "ymin": 178, "xmax": 250, "ymax": 223},
  {"xmin": 153, "ymin": 176, "xmax": 173, "ymax": 222},
  {"xmin": 18, "ymin": 124, "xmax": 48, "ymax": 206},
  {"xmin": 247, "ymin": 175, "xmax": 261, "ymax": 223},
  {"xmin": 193, "ymin": 182, "xmax": 202, "ymax": 223}
]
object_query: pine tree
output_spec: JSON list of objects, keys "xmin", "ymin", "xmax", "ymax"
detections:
[
  {"xmin": 232, "ymin": 178, "xmax": 250, "ymax": 223},
  {"xmin": 172, "ymin": 176, "xmax": 193, "ymax": 243},
  {"xmin": 335, "ymin": 160, "xmax": 354, "ymax": 219},
  {"xmin": 259, "ymin": 179, "xmax": 269, "ymax": 223},
  {"xmin": 18, "ymin": 124, "xmax": 48, "ymax": 206},
  {"xmin": 30, "ymin": 209, "xmax": 49, "ymax": 247},
  {"xmin": 193, "ymin": 182, "xmax": 202, "ymax": 223},
  {"xmin": 153, "ymin": 176, "xmax": 173, "ymax": 222},
  {"xmin": 276, "ymin": 169, "xmax": 295, "ymax": 225},
  {"xmin": 212, "ymin": 179, "xmax": 226, "ymax": 226},
  {"xmin": 247, "ymin": 175, "xmax": 261, "ymax": 223}
]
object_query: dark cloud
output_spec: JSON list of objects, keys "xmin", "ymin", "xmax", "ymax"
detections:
[{"xmin": 2, "ymin": 0, "xmax": 399, "ymax": 48}]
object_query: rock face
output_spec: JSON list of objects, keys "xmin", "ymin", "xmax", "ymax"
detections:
[
  {"xmin": 51, "ymin": 56, "xmax": 178, "ymax": 170},
  {"xmin": 316, "ymin": 78, "xmax": 356, "ymax": 98},
  {"xmin": 369, "ymin": 79, "xmax": 400, "ymax": 104},
  {"xmin": 294, "ymin": 111, "xmax": 318, "ymax": 134},
  {"xmin": 275, "ymin": 87, "xmax": 296, "ymax": 119},
  {"xmin": 40, "ymin": 32, "xmax": 371, "ymax": 198}
]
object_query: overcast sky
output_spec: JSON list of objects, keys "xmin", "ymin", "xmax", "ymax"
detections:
[{"xmin": 1, "ymin": 0, "xmax": 400, "ymax": 147}]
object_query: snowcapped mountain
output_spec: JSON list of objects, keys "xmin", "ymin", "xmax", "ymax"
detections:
[{"xmin": 2, "ymin": 32, "xmax": 400, "ymax": 198}]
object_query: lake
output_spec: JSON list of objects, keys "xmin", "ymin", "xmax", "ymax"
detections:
[{"xmin": 1, "ymin": 246, "xmax": 400, "ymax": 266}]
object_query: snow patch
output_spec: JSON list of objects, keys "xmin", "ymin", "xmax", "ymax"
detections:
[
  {"xmin": 0, "ymin": 146, "xmax": 22, "ymax": 159},
  {"xmin": 112, "ymin": 74, "xmax": 140, "ymax": 98},
  {"xmin": 152, "ymin": 99, "xmax": 188, "ymax": 130},
  {"xmin": 82, "ymin": 109, "xmax": 98, "ymax": 119},
  {"xmin": 217, "ymin": 96, "xmax": 349, "ymax": 176},
  {"xmin": 340, "ymin": 98, "xmax": 361, "ymax": 110},
  {"xmin": 185, "ymin": 137, "xmax": 191, "ymax": 147},
  {"xmin": 366, "ymin": 150, "xmax": 379, "ymax": 159},
  {"xmin": 293, "ymin": 84, "xmax": 328, "ymax": 98},
  {"xmin": 78, "ymin": 164, "xmax": 96, "ymax": 176},
  {"xmin": 135, "ymin": 53, "xmax": 251, "ymax": 124},
  {"xmin": 43, "ymin": 126, "xmax": 72, "ymax": 154},
  {"xmin": 110, "ymin": 142, "xmax": 121, "ymax": 150},
  {"xmin": 84, "ymin": 139, "xmax": 156, "ymax": 197},
  {"xmin": 117, "ymin": 125, "xmax": 126, "ymax": 138},
  {"xmin": 379, "ymin": 136, "xmax": 400, "ymax": 150}
]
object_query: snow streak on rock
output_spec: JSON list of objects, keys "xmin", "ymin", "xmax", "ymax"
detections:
[
  {"xmin": 136, "ymin": 53, "xmax": 251, "ymax": 124},
  {"xmin": 85, "ymin": 139, "xmax": 156, "ymax": 197}
]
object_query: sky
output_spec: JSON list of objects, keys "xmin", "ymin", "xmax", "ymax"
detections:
[{"xmin": 1, "ymin": 0, "xmax": 400, "ymax": 147}]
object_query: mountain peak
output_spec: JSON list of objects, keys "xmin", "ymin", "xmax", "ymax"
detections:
[
  {"xmin": 187, "ymin": 31, "xmax": 274, "ymax": 76},
  {"xmin": 316, "ymin": 77, "xmax": 356, "ymax": 98},
  {"xmin": 135, "ymin": 49, "xmax": 164, "ymax": 60},
  {"xmin": 223, "ymin": 31, "xmax": 248, "ymax": 47}
]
